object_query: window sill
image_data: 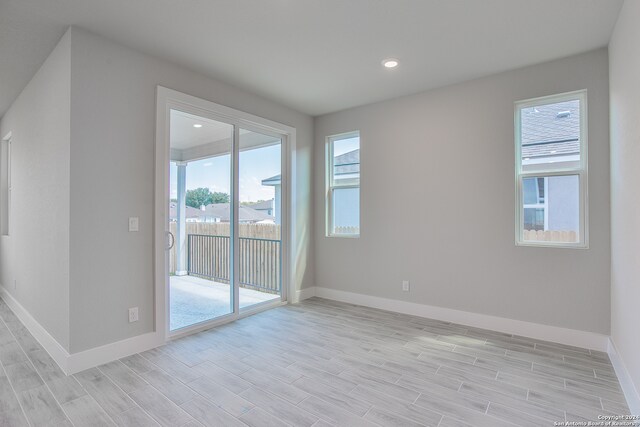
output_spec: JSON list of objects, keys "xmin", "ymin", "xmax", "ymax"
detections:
[{"xmin": 515, "ymin": 240, "xmax": 589, "ymax": 249}]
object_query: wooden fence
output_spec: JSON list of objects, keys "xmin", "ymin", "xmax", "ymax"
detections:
[
  {"xmin": 334, "ymin": 226, "xmax": 360, "ymax": 235},
  {"xmin": 523, "ymin": 229, "xmax": 577, "ymax": 243}
]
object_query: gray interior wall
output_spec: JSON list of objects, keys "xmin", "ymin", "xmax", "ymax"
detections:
[
  {"xmin": 0, "ymin": 30, "xmax": 71, "ymax": 350},
  {"xmin": 68, "ymin": 28, "xmax": 314, "ymax": 353},
  {"xmin": 609, "ymin": 0, "xmax": 640, "ymax": 403},
  {"xmin": 314, "ymin": 49, "xmax": 611, "ymax": 334}
]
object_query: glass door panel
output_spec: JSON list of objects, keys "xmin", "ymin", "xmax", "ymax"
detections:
[
  {"xmin": 169, "ymin": 109, "xmax": 233, "ymax": 331},
  {"xmin": 238, "ymin": 129, "xmax": 283, "ymax": 310}
]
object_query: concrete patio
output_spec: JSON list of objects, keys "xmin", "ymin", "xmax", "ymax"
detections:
[{"xmin": 170, "ymin": 275, "xmax": 280, "ymax": 331}]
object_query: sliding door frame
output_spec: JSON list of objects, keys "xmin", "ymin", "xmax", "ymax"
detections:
[{"xmin": 154, "ymin": 86, "xmax": 296, "ymax": 341}]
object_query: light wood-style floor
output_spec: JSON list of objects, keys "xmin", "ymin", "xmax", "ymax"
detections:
[{"xmin": 0, "ymin": 296, "xmax": 631, "ymax": 426}]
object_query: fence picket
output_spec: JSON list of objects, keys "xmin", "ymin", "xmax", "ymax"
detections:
[{"xmin": 523, "ymin": 229, "xmax": 578, "ymax": 243}]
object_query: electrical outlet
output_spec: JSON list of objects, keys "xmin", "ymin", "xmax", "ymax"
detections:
[
  {"xmin": 128, "ymin": 217, "xmax": 139, "ymax": 232},
  {"xmin": 402, "ymin": 280, "xmax": 410, "ymax": 292},
  {"xmin": 128, "ymin": 307, "xmax": 139, "ymax": 323}
]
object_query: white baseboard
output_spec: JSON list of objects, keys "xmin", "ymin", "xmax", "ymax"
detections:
[
  {"xmin": 66, "ymin": 331, "xmax": 163, "ymax": 374},
  {"xmin": 295, "ymin": 286, "xmax": 317, "ymax": 302},
  {"xmin": 313, "ymin": 286, "xmax": 609, "ymax": 351},
  {"xmin": 0, "ymin": 285, "xmax": 163, "ymax": 375},
  {"xmin": 0, "ymin": 282, "xmax": 621, "ymax": 383},
  {"xmin": 0, "ymin": 285, "xmax": 70, "ymax": 373},
  {"xmin": 608, "ymin": 338, "xmax": 640, "ymax": 415}
]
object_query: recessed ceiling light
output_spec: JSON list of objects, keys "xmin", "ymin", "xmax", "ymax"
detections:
[
  {"xmin": 382, "ymin": 58, "xmax": 399, "ymax": 69},
  {"xmin": 193, "ymin": 124, "xmax": 203, "ymax": 128}
]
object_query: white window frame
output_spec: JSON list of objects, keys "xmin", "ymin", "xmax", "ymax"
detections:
[
  {"xmin": 515, "ymin": 90, "xmax": 588, "ymax": 248},
  {"xmin": 326, "ymin": 131, "xmax": 360, "ymax": 238}
]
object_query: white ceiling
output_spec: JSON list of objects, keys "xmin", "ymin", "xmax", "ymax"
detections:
[
  {"xmin": 170, "ymin": 110, "xmax": 233, "ymax": 151},
  {"xmin": 0, "ymin": 0, "xmax": 624, "ymax": 117},
  {"xmin": 169, "ymin": 110, "xmax": 278, "ymax": 163}
]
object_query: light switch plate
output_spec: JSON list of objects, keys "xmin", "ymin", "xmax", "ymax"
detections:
[{"xmin": 128, "ymin": 217, "xmax": 139, "ymax": 232}]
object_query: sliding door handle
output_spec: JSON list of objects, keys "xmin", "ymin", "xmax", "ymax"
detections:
[{"xmin": 166, "ymin": 231, "xmax": 175, "ymax": 250}]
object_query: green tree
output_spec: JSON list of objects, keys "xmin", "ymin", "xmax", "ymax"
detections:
[
  {"xmin": 210, "ymin": 191, "xmax": 230, "ymax": 204},
  {"xmin": 185, "ymin": 188, "xmax": 229, "ymax": 208}
]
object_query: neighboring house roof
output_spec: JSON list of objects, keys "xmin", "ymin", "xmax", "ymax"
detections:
[
  {"xmin": 169, "ymin": 202, "xmax": 273, "ymax": 222},
  {"xmin": 169, "ymin": 202, "xmax": 205, "ymax": 220},
  {"xmin": 521, "ymin": 100, "xmax": 580, "ymax": 158},
  {"xmin": 203, "ymin": 203, "xmax": 273, "ymax": 222},
  {"xmin": 334, "ymin": 149, "xmax": 359, "ymax": 176},
  {"xmin": 246, "ymin": 199, "xmax": 274, "ymax": 210},
  {"xmin": 522, "ymin": 140, "xmax": 580, "ymax": 158},
  {"xmin": 262, "ymin": 175, "xmax": 281, "ymax": 186}
]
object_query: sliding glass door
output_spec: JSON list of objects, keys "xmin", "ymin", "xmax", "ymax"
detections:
[
  {"xmin": 165, "ymin": 104, "xmax": 286, "ymax": 334},
  {"xmin": 169, "ymin": 111, "xmax": 233, "ymax": 331},
  {"xmin": 239, "ymin": 129, "xmax": 283, "ymax": 311}
]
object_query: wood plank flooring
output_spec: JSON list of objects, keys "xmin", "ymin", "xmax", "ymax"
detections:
[{"xmin": 0, "ymin": 296, "xmax": 632, "ymax": 426}]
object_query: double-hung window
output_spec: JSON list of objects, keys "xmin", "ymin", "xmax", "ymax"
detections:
[
  {"xmin": 515, "ymin": 90, "xmax": 588, "ymax": 248},
  {"xmin": 326, "ymin": 132, "xmax": 360, "ymax": 237}
]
